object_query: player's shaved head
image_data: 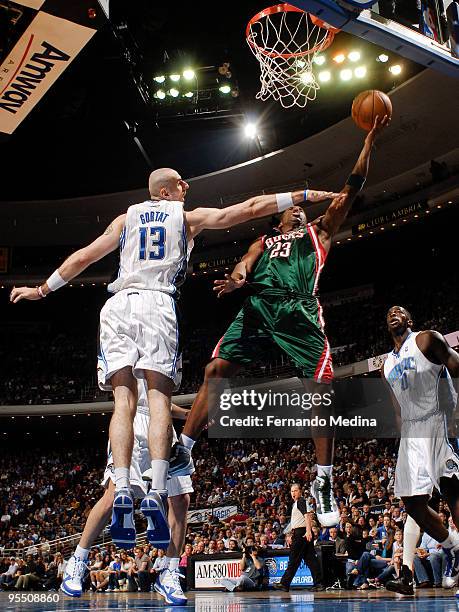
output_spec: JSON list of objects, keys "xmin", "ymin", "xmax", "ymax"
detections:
[{"xmin": 148, "ymin": 167, "xmax": 181, "ymax": 198}]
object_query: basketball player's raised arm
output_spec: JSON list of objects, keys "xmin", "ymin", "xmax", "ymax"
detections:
[
  {"xmin": 417, "ymin": 331, "xmax": 459, "ymax": 411},
  {"xmin": 185, "ymin": 189, "xmax": 341, "ymax": 238},
  {"xmin": 213, "ymin": 237, "xmax": 264, "ymax": 298},
  {"xmin": 319, "ymin": 115, "xmax": 389, "ymax": 240},
  {"xmin": 10, "ymin": 214, "xmax": 126, "ymax": 303}
]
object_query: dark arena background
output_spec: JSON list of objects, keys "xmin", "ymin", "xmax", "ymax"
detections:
[{"xmin": 1, "ymin": 1, "xmax": 459, "ymax": 610}]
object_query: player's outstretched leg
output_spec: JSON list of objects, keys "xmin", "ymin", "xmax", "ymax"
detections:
[
  {"xmin": 141, "ymin": 491, "xmax": 170, "ymax": 549},
  {"xmin": 61, "ymin": 485, "xmax": 114, "ymax": 597},
  {"xmin": 304, "ymin": 379, "xmax": 339, "ymax": 527},
  {"xmin": 109, "ymin": 369, "xmax": 138, "ymax": 547},
  {"xmin": 404, "ymin": 494, "xmax": 459, "ymax": 589},
  {"xmin": 386, "ymin": 515, "xmax": 419, "ymax": 595},
  {"xmin": 169, "ymin": 358, "xmax": 241, "ymax": 477},
  {"xmin": 154, "ymin": 491, "xmax": 190, "ymax": 605}
]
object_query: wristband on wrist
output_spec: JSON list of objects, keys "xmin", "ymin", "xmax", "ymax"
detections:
[
  {"xmin": 46, "ymin": 270, "xmax": 67, "ymax": 291},
  {"xmin": 37, "ymin": 286, "xmax": 46, "ymax": 298},
  {"xmin": 346, "ymin": 174, "xmax": 366, "ymax": 191},
  {"xmin": 275, "ymin": 192, "xmax": 293, "ymax": 213},
  {"xmin": 303, "ymin": 189, "xmax": 309, "ymax": 202}
]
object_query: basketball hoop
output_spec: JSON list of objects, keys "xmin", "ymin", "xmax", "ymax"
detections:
[{"xmin": 246, "ymin": 3, "xmax": 340, "ymax": 108}]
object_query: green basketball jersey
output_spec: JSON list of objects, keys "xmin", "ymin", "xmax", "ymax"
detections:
[{"xmin": 250, "ymin": 225, "xmax": 326, "ymax": 296}]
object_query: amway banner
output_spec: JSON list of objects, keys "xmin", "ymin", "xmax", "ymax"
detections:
[
  {"xmin": 0, "ymin": 10, "xmax": 98, "ymax": 135},
  {"xmin": 188, "ymin": 505, "xmax": 238, "ymax": 524}
]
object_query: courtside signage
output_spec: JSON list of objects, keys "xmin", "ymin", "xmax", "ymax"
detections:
[
  {"xmin": 0, "ymin": 11, "xmax": 96, "ymax": 135},
  {"xmin": 188, "ymin": 505, "xmax": 238, "ymax": 524}
]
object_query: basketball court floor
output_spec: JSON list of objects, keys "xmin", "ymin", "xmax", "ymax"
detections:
[{"xmin": 2, "ymin": 589, "xmax": 459, "ymax": 611}]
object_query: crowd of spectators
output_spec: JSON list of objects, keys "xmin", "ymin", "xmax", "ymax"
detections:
[
  {"xmin": 1, "ymin": 274, "xmax": 458, "ymax": 404},
  {"xmin": 0, "ymin": 435, "xmax": 456, "ymax": 593}
]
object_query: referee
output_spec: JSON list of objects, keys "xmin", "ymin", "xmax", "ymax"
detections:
[{"xmin": 274, "ymin": 483, "xmax": 325, "ymax": 592}]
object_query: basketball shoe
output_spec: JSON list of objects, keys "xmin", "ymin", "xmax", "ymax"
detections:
[
  {"xmin": 60, "ymin": 555, "xmax": 88, "ymax": 597},
  {"xmin": 154, "ymin": 568, "xmax": 187, "ymax": 605},
  {"xmin": 110, "ymin": 488, "xmax": 136, "ymax": 547},
  {"xmin": 168, "ymin": 443, "xmax": 195, "ymax": 477},
  {"xmin": 311, "ymin": 474, "xmax": 339, "ymax": 527},
  {"xmin": 141, "ymin": 489, "xmax": 170, "ymax": 549},
  {"xmin": 386, "ymin": 564, "xmax": 415, "ymax": 595}
]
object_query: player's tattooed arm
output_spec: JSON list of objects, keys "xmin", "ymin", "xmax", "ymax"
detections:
[
  {"xmin": 10, "ymin": 214, "xmax": 126, "ymax": 303},
  {"xmin": 213, "ymin": 238, "xmax": 263, "ymax": 298}
]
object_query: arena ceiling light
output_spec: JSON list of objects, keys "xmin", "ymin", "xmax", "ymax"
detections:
[
  {"xmin": 244, "ymin": 122, "xmax": 257, "ymax": 139},
  {"xmin": 170, "ymin": 74, "xmax": 181, "ymax": 82},
  {"xmin": 318, "ymin": 70, "xmax": 331, "ymax": 82},
  {"xmin": 154, "ymin": 75, "xmax": 165, "ymax": 83},
  {"xmin": 340, "ymin": 69, "xmax": 353, "ymax": 81},
  {"xmin": 348, "ymin": 51, "xmax": 361, "ymax": 62},
  {"xmin": 183, "ymin": 69, "xmax": 195, "ymax": 80},
  {"xmin": 169, "ymin": 88, "xmax": 180, "ymax": 97},
  {"xmin": 333, "ymin": 53, "xmax": 346, "ymax": 63},
  {"xmin": 378, "ymin": 53, "xmax": 389, "ymax": 63},
  {"xmin": 183, "ymin": 91, "xmax": 194, "ymax": 98},
  {"xmin": 156, "ymin": 90, "xmax": 166, "ymax": 99},
  {"xmin": 219, "ymin": 84, "xmax": 231, "ymax": 94},
  {"xmin": 389, "ymin": 64, "xmax": 402, "ymax": 75},
  {"xmin": 354, "ymin": 66, "xmax": 367, "ymax": 78}
]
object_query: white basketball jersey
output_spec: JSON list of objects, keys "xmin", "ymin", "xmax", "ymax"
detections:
[
  {"xmin": 383, "ymin": 331, "xmax": 457, "ymax": 426},
  {"xmin": 107, "ymin": 199, "xmax": 193, "ymax": 295}
]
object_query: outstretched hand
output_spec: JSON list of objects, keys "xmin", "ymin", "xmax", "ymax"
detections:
[
  {"xmin": 213, "ymin": 274, "xmax": 245, "ymax": 298},
  {"xmin": 307, "ymin": 190, "xmax": 342, "ymax": 203},
  {"xmin": 365, "ymin": 114, "xmax": 390, "ymax": 146},
  {"xmin": 10, "ymin": 286, "xmax": 41, "ymax": 303}
]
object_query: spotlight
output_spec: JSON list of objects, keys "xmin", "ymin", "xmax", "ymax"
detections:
[
  {"xmin": 183, "ymin": 91, "xmax": 194, "ymax": 98},
  {"xmin": 296, "ymin": 59, "xmax": 306, "ymax": 68},
  {"xmin": 156, "ymin": 89, "xmax": 166, "ymax": 100},
  {"xmin": 340, "ymin": 69, "xmax": 353, "ymax": 81},
  {"xmin": 389, "ymin": 64, "xmax": 402, "ymax": 75},
  {"xmin": 354, "ymin": 66, "xmax": 367, "ymax": 78},
  {"xmin": 244, "ymin": 122, "xmax": 257, "ymax": 139},
  {"xmin": 348, "ymin": 51, "xmax": 361, "ymax": 62},
  {"xmin": 318, "ymin": 70, "xmax": 331, "ymax": 82},
  {"xmin": 154, "ymin": 75, "xmax": 165, "ymax": 83},
  {"xmin": 169, "ymin": 88, "xmax": 179, "ymax": 97},
  {"xmin": 313, "ymin": 55, "xmax": 326, "ymax": 66},
  {"xmin": 183, "ymin": 69, "xmax": 195, "ymax": 80},
  {"xmin": 170, "ymin": 74, "xmax": 181, "ymax": 82},
  {"xmin": 219, "ymin": 84, "xmax": 231, "ymax": 94},
  {"xmin": 300, "ymin": 71, "xmax": 315, "ymax": 85},
  {"xmin": 378, "ymin": 53, "xmax": 389, "ymax": 63},
  {"xmin": 333, "ymin": 53, "xmax": 346, "ymax": 63}
]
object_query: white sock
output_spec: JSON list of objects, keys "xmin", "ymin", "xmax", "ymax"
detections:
[
  {"xmin": 317, "ymin": 464, "xmax": 333, "ymax": 478},
  {"xmin": 114, "ymin": 467, "xmax": 130, "ymax": 490},
  {"xmin": 150, "ymin": 459, "xmax": 169, "ymax": 491},
  {"xmin": 180, "ymin": 434, "xmax": 195, "ymax": 450},
  {"xmin": 402, "ymin": 515, "xmax": 420, "ymax": 569},
  {"xmin": 74, "ymin": 545, "xmax": 90, "ymax": 561},
  {"xmin": 440, "ymin": 531, "xmax": 459, "ymax": 550},
  {"xmin": 169, "ymin": 557, "xmax": 180, "ymax": 571}
]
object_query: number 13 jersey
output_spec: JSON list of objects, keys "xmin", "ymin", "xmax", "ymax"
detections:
[{"xmin": 108, "ymin": 199, "xmax": 193, "ymax": 295}]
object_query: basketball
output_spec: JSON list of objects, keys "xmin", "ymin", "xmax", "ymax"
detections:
[{"xmin": 351, "ymin": 90, "xmax": 393, "ymax": 131}]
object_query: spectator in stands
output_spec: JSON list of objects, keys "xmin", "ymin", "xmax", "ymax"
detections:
[
  {"xmin": 223, "ymin": 545, "xmax": 265, "ymax": 592},
  {"xmin": 413, "ymin": 532, "xmax": 444, "ymax": 588},
  {"xmin": 105, "ymin": 554, "xmax": 121, "ymax": 592},
  {"xmin": 14, "ymin": 554, "xmax": 46, "ymax": 591},
  {"xmin": 118, "ymin": 550, "xmax": 135, "ymax": 592},
  {"xmin": 0, "ymin": 557, "xmax": 18, "ymax": 589},
  {"xmin": 133, "ymin": 546, "xmax": 152, "ymax": 592}
]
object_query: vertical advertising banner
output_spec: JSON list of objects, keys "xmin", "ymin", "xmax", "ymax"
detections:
[{"xmin": 0, "ymin": 3, "xmax": 101, "ymax": 135}]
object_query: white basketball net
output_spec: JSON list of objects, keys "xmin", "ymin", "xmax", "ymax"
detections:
[{"xmin": 247, "ymin": 8, "xmax": 334, "ymax": 109}]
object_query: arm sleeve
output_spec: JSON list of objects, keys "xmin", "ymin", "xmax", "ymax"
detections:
[{"xmin": 296, "ymin": 498, "xmax": 308, "ymax": 514}]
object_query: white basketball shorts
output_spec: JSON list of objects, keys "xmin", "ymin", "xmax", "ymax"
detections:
[
  {"xmin": 101, "ymin": 412, "xmax": 193, "ymax": 498},
  {"xmin": 394, "ymin": 433, "xmax": 459, "ymax": 498},
  {"xmin": 98, "ymin": 288, "xmax": 182, "ymax": 391}
]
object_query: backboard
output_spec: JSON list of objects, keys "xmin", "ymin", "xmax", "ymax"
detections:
[{"xmin": 288, "ymin": 0, "xmax": 459, "ymax": 77}]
